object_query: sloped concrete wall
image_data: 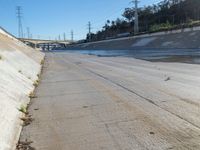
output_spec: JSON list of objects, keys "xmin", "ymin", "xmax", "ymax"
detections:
[
  {"xmin": 0, "ymin": 28, "xmax": 44, "ymax": 150},
  {"xmin": 66, "ymin": 26, "xmax": 200, "ymax": 50}
]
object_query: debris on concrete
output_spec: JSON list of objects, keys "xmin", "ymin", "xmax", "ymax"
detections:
[
  {"xmin": 16, "ymin": 140, "xmax": 35, "ymax": 150},
  {"xmin": 20, "ymin": 115, "xmax": 34, "ymax": 126},
  {"xmin": 165, "ymin": 77, "xmax": 171, "ymax": 81}
]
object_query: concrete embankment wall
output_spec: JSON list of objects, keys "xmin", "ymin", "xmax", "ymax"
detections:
[
  {"xmin": 66, "ymin": 27, "xmax": 200, "ymax": 50},
  {"xmin": 0, "ymin": 28, "xmax": 44, "ymax": 150}
]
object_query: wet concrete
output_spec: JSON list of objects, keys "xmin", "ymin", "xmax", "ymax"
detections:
[
  {"xmin": 52, "ymin": 49, "xmax": 200, "ymax": 64},
  {"xmin": 20, "ymin": 52, "xmax": 200, "ymax": 150}
]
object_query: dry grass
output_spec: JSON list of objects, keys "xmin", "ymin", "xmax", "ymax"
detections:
[
  {"xmin": 29, "ymin": 91, "xmax": 37, "ymax": 99},
  {"xmin": 33, "ymin": 79, "xmax": 39, "ymax": 87},
  {"xmin": 16, "ymin": 139, "xmax": 35, "ymax": 150},
  {"xmin": 20, "ymin": 115, "xmax": 34, "ymax": 126},
  {"xmin": 40, "ymin": 59, "xmax": 44, "ymax": 65},
  {"xmin": 18, "ymin": 105, "xmax": 27, "ymax": 114}
]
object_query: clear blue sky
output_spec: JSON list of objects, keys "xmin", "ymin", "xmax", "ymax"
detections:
[{"xmin": 0, "ymin": 0, "xmax": 161, "ymax": 40}]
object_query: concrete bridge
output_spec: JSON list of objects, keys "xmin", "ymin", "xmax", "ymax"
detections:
[{"xmin": 19, "ymin": 38, "xmax": 71, "ymax": 51}]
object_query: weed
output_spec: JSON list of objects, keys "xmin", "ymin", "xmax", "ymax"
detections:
[
  {"xmin": 40, "ymin": 59, "xmax": 44, "ymax": 65},
  {"xmin": 29, "ymin": 92, "xmax": 37, "ymax": 99},
  {"xmin": 18, "ymin": 70, "xmax": 22, "ymax": 73},
  {"xmin": 0, "ymin": 55, "xmax": 2, "ymax": 60},
  {"xmin": 18, "ymin": 105, "xmax": 27, "ymax": 114},
  {"xmin": 33, "ymin": 80, "xmax": 39, "ymax": 87},
  {"xmin": 20, "ymin": 115, "xmax": 34, "ymax": 126},
  {"xmin": 16, "ymin": 139, "xmax": 35, "ymax": 150}
]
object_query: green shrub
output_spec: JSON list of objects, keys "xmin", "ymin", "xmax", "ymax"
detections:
[
  {"xmin": 18, "ymin": 105, "xmax": 27, "ymax": 114},
  {"xmin": 150, "ymin": 21, "xmax": 173, "ymax": 32}
]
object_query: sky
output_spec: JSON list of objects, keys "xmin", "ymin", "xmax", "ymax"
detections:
[{"xmin": 0, "ymin": 0, "xmax": 162, "ymax": 40}]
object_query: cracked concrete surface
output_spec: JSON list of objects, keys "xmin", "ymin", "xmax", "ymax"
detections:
[{"xmin": 20, "ymin": 52, "xmax": 200, "ymax": 150}]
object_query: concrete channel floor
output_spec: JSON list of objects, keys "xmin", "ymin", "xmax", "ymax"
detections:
[{"xmin": 20, "ymin": 52, "xmax": 200, "ymax": 150}]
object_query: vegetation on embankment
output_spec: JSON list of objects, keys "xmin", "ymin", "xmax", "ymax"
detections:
[
  {"xmin": 65, "ymin": 27, "xmax": 200, "ymax": 51},
  {"xmin": 149, "ymin": 20, "xmax": 200, "ymax": 33},
  {"xmin": 86, "ymin": 0, "xmax": 200, "ymax": 42}
]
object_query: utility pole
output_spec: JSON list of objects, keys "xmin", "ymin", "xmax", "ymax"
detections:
[
  {"xmin": 63, "ymin": 33, "xmax": 66, "ymax": 41},
  {"xmin": 27, "ymin": 27, "xmax": 30, "ymax": 39},
  {"xmin": 132, "ymin": 0, "xmax": 139, "ymax": 34},
  {"xmin": 87, "ymin": 21, "xmax": 92, "ymax": 41},
  {"xmin": 71, "ymin": 30, "xmax": 74, "ymax": 42},
  {"xmin": 16, "ymin": 6, "xmax": 23, "ymax": 38}
]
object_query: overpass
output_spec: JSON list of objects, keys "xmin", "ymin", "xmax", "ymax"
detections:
[{"xmin": 19, "ymin": 38, "xmax": 71, "ymax": 51}]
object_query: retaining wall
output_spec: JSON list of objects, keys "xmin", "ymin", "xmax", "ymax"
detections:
[
  {"xmin": 66, "ymin": 26, "xmax": 200, "ymax": 50},
  {"xmin": 0, "ymin": 28, "xmax": 44, "ymax": 150}
]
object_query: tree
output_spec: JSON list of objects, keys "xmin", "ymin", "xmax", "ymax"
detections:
[
  {"xmin": 89, "ymin": 0, "xmax": 200, "ymax": 41},
  {"xmin": 122, "ymin": 8, "xmax": 135, "ymax": 22}
]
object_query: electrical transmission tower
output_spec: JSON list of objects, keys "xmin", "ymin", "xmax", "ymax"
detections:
[
  {"xmin": 133, "ymin": 0, "xmax": 139, "ymax": 34},
  {"xmin": 87, "ymin": 21, "xmax": 92, "ymax": 41},
  {"xmin": 16, "ymin": 6, "xmax": 23, "ymax": 38},
  {"xmin": 71, "ymin": 30, "xmax": 74, "ymax": 42}
]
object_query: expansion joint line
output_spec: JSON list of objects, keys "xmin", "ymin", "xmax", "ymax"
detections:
[{"xmin": 85, "ymin": 68, "xmax": 200, "ymax": 131}]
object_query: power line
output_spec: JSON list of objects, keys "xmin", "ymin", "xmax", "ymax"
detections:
[
  {"xmin": 16, "ymin": 6, "xmax": 23, "ymax": 38},
  {"xmin": 84, "ymin": 3, "xmax": 133, "ymax": 38},
  {"xmin": 92, "ymin": 7, "xmax": 126, "ymax": 29}
]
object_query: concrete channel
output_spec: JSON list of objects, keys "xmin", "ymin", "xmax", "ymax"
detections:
[{"xmin": 19, "ymin": 52, "xmax": 200, "ymax": 150}]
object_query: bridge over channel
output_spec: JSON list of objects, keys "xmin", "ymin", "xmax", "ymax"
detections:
[{"xmin": 19, "ymin": 38, "xmax": 71, "ymax": 51}]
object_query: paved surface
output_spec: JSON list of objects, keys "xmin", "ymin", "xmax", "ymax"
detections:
[{"xmin": 20, "ymin": 52, "xmax": 200, "ymax": 150}]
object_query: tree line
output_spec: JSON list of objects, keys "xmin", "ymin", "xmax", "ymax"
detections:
[{"xmin": 86, "ymin": 0, "xmax": 200, "ymax": 42}]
